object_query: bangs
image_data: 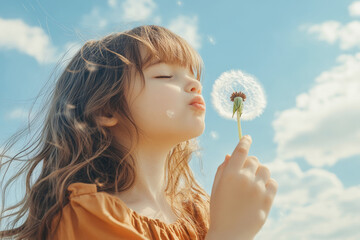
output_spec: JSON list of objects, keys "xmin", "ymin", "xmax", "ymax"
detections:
[{"xmin": 126, "ymin": 25, "xmax": 204, "ymax": 81}]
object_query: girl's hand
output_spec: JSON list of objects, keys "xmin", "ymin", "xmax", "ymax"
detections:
[{"xmin": 206, "ymin": 135, "xmax": 278, "ymax": 240}]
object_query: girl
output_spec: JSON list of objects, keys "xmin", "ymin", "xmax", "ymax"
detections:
[{"xmin": 0, "ymin": 25, "xmax": 278, "ymax": 240}]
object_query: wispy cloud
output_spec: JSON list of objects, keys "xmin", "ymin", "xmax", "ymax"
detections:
[
  {"xmin": 268, "ymin": 4, "xmax": 360, "ymax": 238},
  {"xmin": 79, "ymin": 1, "xmax": 202, "ymax": 51},
  {"xmin": 302, "ymin": 20, "xmax": 360, "ymax": 50},
  {"xmin": 0, "ymin": 18, "xmax": 58, "ymax": 64},
  {"xmin": 108, "ymin": 0, "xmax": 117, "ymax": 8},
  {"xmin": 257, "ymin": 161, "xmax": 360, "ymax": 240},
  {"xmin": 168, "ymin": 15, "xmax": 202, "ymax": 50},
  {"xmin": 81, "ymin": 0, "xmax": 159, "ymax": 30},
  {"xmin": 273, "ymin": 52, "xmax": 360, "ymax": 167},
  {"xmin": 81, "ymin": 8, "xmax": 109, "ymax": 29},
  {"xmin": 301, "ymin": 2, "xmax": 360, "ymax": 50},
  {"xmin": 122, "ymin": 0, "xmax": 157, "ymax": 22},
  {"xmin": 349, "ymin": 1, "xmax": 360, "ymax": 17},
  {"xmin": 275, "ymin": 2, "xmax": 360, "ymax": 167},
  {"xmin": 5, "ymin": 108, "xmax": 32, "ymax": 120}
]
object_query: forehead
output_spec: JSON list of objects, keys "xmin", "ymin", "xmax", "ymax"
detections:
[
  {"xmin": 143, "ymin": 59, "xmax": 166, "ymax": 70},
  {"xmin": 143, "ymin": 61, "xmax": 195, "ymax": 77},
  {"xmin": 138, "ymin": 44, "xmax": 191, "ymax": 70}
]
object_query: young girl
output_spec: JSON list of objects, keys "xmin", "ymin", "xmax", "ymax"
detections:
[{"xmin": 0, "ymin": 25, "xmax": 278, "ymax": 240}]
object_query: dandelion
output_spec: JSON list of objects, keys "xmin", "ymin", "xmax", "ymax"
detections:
[{"xmin": 211, "ymin": 70, "xmax": 267, "ymax": 140}]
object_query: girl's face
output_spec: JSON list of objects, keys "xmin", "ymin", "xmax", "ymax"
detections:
[{"xmin": 126, "ymin": 60, "xmax": 205, "ymax": 145}]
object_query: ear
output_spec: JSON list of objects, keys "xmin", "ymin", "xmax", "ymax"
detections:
[{"xmin": 97, "ymin": 115, "xmax": 119, "ymax": 127}]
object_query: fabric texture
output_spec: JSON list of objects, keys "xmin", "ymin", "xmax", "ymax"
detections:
[{"xmin": 51, "ymin": 182, "xmax": 207, "ymax": 240}]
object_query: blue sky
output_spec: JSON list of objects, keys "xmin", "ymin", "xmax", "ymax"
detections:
[{"xmin": 1, "ymin": 0, "xmax": 360, "ymax": 239}]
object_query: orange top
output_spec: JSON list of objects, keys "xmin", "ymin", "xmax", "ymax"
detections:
[{"xmin": 51, "ymin": 182, "xmax": 208, "ymax": 240}]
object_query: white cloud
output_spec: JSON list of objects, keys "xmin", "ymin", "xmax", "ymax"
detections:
[
  {"xmin": 168, "ymin": 15, "xmax": 202, "ymax": 50},
  {"xmin": 122, "ymin": 0, "xmax": 157, "ymax": 22},
  {"xmin": 81, "ymin": 7, "xmax": 109, "ymax": 29},
  {"xmin": 305, "ymin": 21, "xmax": 341, "ymax": 44},
  {"xmin": 153, "ymin": 16, "xmax": 162, "ymax": 25},
  {"xmin": 81, "ymin": 0, "xmax": 158, "ymax": 30},
  {"xmin": 108, "ymin": 0, "xmax": 117, "ymax": 8},
  {"xmin": 273, "ymin": 52, "xmax": 360, "ymax": 167},
  {"xmin": 5, "ymin": 108, "xmax": 32, "ymax": 120},
  {"xmin": 256, "ymin": 161, "xmax": 360, "ymax": 240},
  {"xmin": 210, "ymin": 131, "xmax": 218, "ymax": 140},
  {"xmin": 304, "ymin": 20, "xmax": 360, "ymax": 50},
  {"xmin": 0, "ymin": 18, "xmax": 58, "ymax": 64},
  {"xmin": 177, "ymin": 1, "xmax": 183, "ymax": 6},
  {"xmin": 349, "ymin": 1, "xmax": 360, "ymax": 17}
]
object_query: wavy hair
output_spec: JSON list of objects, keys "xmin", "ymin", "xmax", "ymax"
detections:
[{"xmin": 0, "ymin": 25, "xmax": 209, "ymax": 239}]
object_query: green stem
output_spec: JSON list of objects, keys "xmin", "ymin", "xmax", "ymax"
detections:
[{"xmin": 237, "ymin": 110, "xmax": 242, "ymax": 141}]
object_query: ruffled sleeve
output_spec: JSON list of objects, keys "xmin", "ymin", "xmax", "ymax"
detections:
[{"xmin": 51, "ymin": 182, "xmax": 202, "ymax": 240}]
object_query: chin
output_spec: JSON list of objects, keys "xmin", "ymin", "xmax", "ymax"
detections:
[
  {"xmin": 177, "ymin": 127, "xmax": 204, "ymax": 143},
  {"xmin": 191, "ymin": 124, "xmax": 206, "ymax": 138}
]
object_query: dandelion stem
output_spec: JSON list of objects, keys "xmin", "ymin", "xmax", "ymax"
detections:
[
  {"xmin": 231, "ymin": 92, "xmax": 246, "ymax": 141},
  {"xmin": 237, "ymin": 109, "xmax": 242, "ymax": 140}
]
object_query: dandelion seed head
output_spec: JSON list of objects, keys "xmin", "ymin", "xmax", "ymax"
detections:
[
  {"xmin": 230, "ymin": 91, "xmax": 246, "ymax": 102},
  {"xmin": 211, "ymin": 70, "xmax": 267, "ymax": 121}
]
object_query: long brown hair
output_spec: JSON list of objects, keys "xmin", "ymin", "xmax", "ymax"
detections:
[{"xmin": 0, "ymin": 25, "xmax": 209, "ymax": 239}]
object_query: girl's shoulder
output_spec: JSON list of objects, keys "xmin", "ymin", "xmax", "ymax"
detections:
[
  {"xmin": 67, "ymin": 182, "xmax": 98, "ymax": 198},
  {"xmin": 67, "ymin": 182, "xmax": 117, "ymax": 201},
  {"xmin": 51, "ymin": 182, "xmax": 201, "ymax": 240},
  {"xmin": 65, "ymin": 182, "xmax": 133, "ymax": 217}
]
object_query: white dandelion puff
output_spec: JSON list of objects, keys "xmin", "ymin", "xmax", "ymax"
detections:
[{"xmin": 211, "ymin": 70, "xmax": 267, "ymax": 121}]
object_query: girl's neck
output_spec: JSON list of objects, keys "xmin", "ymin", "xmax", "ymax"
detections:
[{"xmin": 109, "ymin": 126, "xmax": 181, "ymax": 223}]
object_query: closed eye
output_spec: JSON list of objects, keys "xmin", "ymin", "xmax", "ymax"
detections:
[{"xmin": 155, "ymin": 76, "xmax": 173, "ymax": 78}]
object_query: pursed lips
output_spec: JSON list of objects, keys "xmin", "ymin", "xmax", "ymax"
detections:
[{"xmin": 189, "ymin": 96, "xmax": 206, "ymax": 110}]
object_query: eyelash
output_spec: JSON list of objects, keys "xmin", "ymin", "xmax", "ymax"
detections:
[{"xmin": 155, "ymin": 75, "xmax": 173, "ymax": 78}]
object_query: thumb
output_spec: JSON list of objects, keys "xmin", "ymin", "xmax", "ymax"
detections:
[{"xmin": 211, "ymin": 154, "xmax": 231, "ymax": 196}]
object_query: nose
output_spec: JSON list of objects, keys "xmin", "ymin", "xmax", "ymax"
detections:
[{"xmin": 187, "ymin": 78, "xmax": 202, "ymax": 94}]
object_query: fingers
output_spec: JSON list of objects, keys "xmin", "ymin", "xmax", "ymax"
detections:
[
  {"xmin": 255, "ymin": 165, "xmax": 271, "ymax": 182},
  {"xmin": 211, "ymin": 154, "xmax": 232, "ymax": 195},
  {"xmin": 243, "ymin": 156, "xmax": 277, "ymax": 216},
  {"xmin": 263, "ymin": 178, "xmax": 278, "ymax": 213},
  {"xmin": 266, "ymin": 178, "xmax": 278, "ymax": 197},
  {"xmin": 243, "ymin": 156, "xmax": 259, "ymax": 174},
  {"xmin": 227, "ymin": 135, "xmax": 252, "ymax": 170}
]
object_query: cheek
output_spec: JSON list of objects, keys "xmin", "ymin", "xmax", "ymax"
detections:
[
  {"xmin": 151, "ymin": 96, "xmax": 181, "ymax": 120},
  {"xmin": 134, "ymin": 91, "xmax": 182, "ymax": 122},
  {"xmin": 166, "ymin": 110, "xmax": 175, "ymax": 119},
  {"xmin": 150, "ymin": 90, "xmax": 181, "ymax": 114},
  {"xmin": 160, "ymin": 92, "xmax": 187, "ymax": 121}
]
